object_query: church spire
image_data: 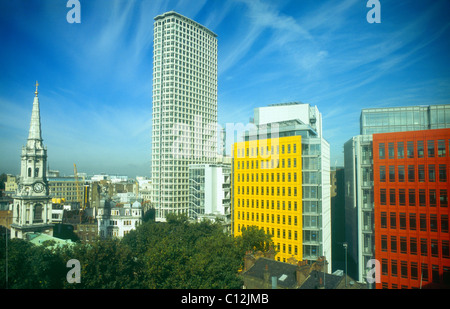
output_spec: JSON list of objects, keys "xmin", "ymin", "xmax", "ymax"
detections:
[{"xmin": 27, "ymin": 81, "xmax": 43, "ymax": 147}]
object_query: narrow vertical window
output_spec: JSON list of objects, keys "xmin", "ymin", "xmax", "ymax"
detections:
[
  {"xmin": 438, "ymin": 140, "xmax": 446, "ymax": 157},
  {"xmin": 417, "ymin": 141, "xmax": 424, "ymax": 158},
  {"xmin": 397, "ymin": 142, "xmax": 404, "ymax": 159},
  {"xmin": 407, "ymin": 141, "xmax": 414, "ymax": 158},
  {"xmin": 379, "ymin": 143, "xmax": 385, "ymax": 159},
  {"xmin": 428, "ymin": 140, "xmax": 435, "ymax": 158},
  {"xmin": 388, "ymin": 142, "xmax": 395, "ymax": 159}
]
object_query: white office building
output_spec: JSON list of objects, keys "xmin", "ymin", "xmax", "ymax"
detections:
[
  {"xmin": 188, "ymin": 163, "xmax": 231, "ymax": 231},
  {"xmin": 151, "ymin": 11, "xmax": 218, "ymax": 222},
  {"xmin": 247, "ymin": 102, "xmax": 331, "ymax": 269}
]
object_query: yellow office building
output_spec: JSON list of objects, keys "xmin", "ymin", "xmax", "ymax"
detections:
[{"xmin": 233, "ymin": 135, "xmax": 303, "ymax": 262}]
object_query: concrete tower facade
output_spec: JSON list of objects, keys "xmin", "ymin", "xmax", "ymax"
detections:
[{"xmin": 151, "ymin": 11, "xmax": 218, "ymax": 221}]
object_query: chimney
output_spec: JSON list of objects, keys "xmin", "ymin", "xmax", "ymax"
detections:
[{"xmin": 296, "ymin": 260, "xmax": 309, "ymax": 286}]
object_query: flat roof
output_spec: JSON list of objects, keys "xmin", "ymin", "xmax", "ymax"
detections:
[{"xmin": 154, "ymin": 11, "xmax": 218, "ymax": 38}]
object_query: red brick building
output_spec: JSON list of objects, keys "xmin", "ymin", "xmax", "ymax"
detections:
[{"xmin": 373, "ymin": 128, "xmax": 450, "ymax": 289}]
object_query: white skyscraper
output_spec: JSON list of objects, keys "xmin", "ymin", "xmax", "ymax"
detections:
[{"xmin": 151, "ymin": 11, "xmax": 218, "ymax": 221}]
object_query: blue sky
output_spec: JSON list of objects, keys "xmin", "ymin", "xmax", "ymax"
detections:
[{"xmin": 0, "ymin": 0, "xmax": 449, "ymax": 178}]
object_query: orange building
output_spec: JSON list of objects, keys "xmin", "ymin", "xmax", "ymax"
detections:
[{"xmin": 373, "ymin": 128, "xmax": 450, "ymax": 288}]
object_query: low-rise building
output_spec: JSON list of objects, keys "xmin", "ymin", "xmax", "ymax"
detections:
[{"xmin": 97, "ymin": 198, "xmax": 142, "ymax": 239}]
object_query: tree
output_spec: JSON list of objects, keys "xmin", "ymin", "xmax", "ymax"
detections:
[
  {"xmin": 122, "ymin": 214, "xmax": 243, "ymax": 289},
  {"xmin": 234, "ymin": 225, "xmax": 275, "ymax": 257}
]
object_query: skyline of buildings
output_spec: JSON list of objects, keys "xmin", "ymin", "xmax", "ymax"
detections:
[{"xmin": 1, "ymin": 8, "xmax": 450, "ymax": 289}]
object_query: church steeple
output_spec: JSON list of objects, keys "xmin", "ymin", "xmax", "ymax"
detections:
[
  {"xmin": 27, "ymin": 81, "xmax": 43, "ymax": 148},
  {"xmin": 11, "ymin": 81, "xmax": 53, "ymax": 240}
]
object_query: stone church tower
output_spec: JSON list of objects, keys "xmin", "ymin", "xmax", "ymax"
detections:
[{"xmin": 10, "ymin": 82, "xmax": 53, "ymax": 239}]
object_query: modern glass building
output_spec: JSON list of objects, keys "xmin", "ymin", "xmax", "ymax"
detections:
[
  {"xmin": 345, "ymin": 104, "xmax": 450, "ymax": 285},
  {"xmin": 151, "ymin": 11, "xmax": 218, "ymax": 221},
  {"xmin": 373, "ymin": 129, "xmax": 450, "ymax": 289},
  {"xmin": 360, "ymin": 105, "xmax": 450, "ymax": 135},
  {"xmin": 233, "ymin": 103, "xmax": 331, "ymax": 266}
]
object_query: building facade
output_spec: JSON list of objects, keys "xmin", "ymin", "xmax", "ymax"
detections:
[
  {"xmin": 233, "ymin": 103, "xmax": 331, "ymax": 265},
  {"xmin": 373, "ymin": 129, "xmax": 450, "ymax": 289},
  {"xmin": 97, "ymin": 198, "xmax": 142, "ymax": 239},
  {"xmin": 188, "ymin": 163, "xmax": 231, "ymax": 230},
  {"xmin": 233, "ymin": 135, "xmax": 304, "ymax": 262},
  {"xmin": 344, "ymin": 104, "xmax": 450, "ymax": 284},
  {"xmin": 10, "ymin": 83, "xmax": 53, "ymax": 239},
  {"xmin": 151, "ymin": 11, "xmax": 218, "ymax": 222}
]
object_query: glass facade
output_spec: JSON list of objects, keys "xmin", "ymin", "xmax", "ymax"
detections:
[{"xmin": 360, "ymin": 105, "xmax": 450, "ymax": 135}]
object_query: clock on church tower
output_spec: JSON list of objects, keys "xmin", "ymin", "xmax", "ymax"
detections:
[{"xmin": 10, "ymin": 82, "xmax": 53, "ymax": 239}]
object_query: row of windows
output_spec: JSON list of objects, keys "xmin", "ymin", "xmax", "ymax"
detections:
[
  {"xmin": 236, "ymin": 172, "xmax": 299, "ymax": 182},
  {"xmin": 236, "ymin": 143, "xmax": 298, "ymax": 158},
  {"xmin": 237, "ymin": 211, "xmax": 299, "ymax": 226},
  {"xmin": 379, "ymin": 164, "xmax": 448, "ymax": 182},
  {"xmin": 379, "ymin": 188, "xmax": 448, "ymax": 207},
  {"xmin": 235, "ymin": 199, "xmax": 299, "ymax": 211},
  {"xmin": 235, "ymin": 186, "xmax": 298, "ymax": 197},
  {"xmin": 380, "ymin": 212, "xmax": 449, "ymax": 233},
  {"xmin": 378, "ymin": 139, "xmax": 449, "ymax": 160},
  {"xmin": 236, "ymin": 158, "xmax": 298, "ymax": 169},
  {"xmin": 380, "ymin": 236, "xmax": 449, "ymax": 258},
  {"xmin": 380, "ymin": 260, "xmax": 450, "ymax": 286}
]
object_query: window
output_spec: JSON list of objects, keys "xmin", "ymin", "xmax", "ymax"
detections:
[
  {"xmin": 417, "ymin": 141, "xmax": 424, "ymax": 158},
  {"xmin": 390, "ymin": 189, "xmax": 396, "ymax": 206},
  {"xmin": 398, "ymin": 166, "xmax": 405, "ymax": 182},
  {"xmin": 390, "ymin": 212, "xmax": 397, "ymax": 229},
  {"xmin": 388, "ymin": 142, "xmax": 395, "ymax": 159},
  {"xmin": 409, "ymin": 213, "xmax": 416, "ymax": 230},
  {"xmin": 428, "ymin": 140, "xmax": 435, "ymax": 158},
  {"xmin": 421, "ymin": 238, "xmax": 428, "ymax": 256},
  {"xmin": 379, "ymin": 143, "xmax": 385, "ymax": 159},
  {"xmin": 443, "ymin": 241, "xmax": 449, "ymax": 259},
  {"xmin": 380, "ymin": 166, "xmax": 386, "ymax": 182},
  {"xmin": 382, "ymin": 259, "xmax": 388, "ymax": 276},
  {"xmin": 430, "ymin": 189, "xmax": 437, "ymax": 207},
  {"xmin": 400, "ymin": 237, "xmax": 407, "ymax": 254},
  {"xmin": 431, "ymin": 240, "xmax": 439, "ymax": 257},
  {"xmin": 411, "ymin": 262, "xmax": 418, "ymax": 280},
  {"xmin": 407, "ymin": 141, "xmax": 414, "ymax": 158},
  {"xmin": 397, "ymin": 142, "xmax": 404, "ymax": 159},
  {"xmin": 430, "ymin": 214, "xmax": 438, "ymax": 232},
  {"xmin": 391, "ymin": 260, "xmax": 398, "ymax": 277},
  {"xmin": 381, "ymin": 212, "xmax": 387, "ymax": 228},
  {"xmin": 440, "ymin": 190, "xmax": 448, "ymax": 207},
  {"xmin": 439, "ymin": 165, "xmax": 447, "ymax": 182},
  {"xmin": 380, "ymin": 189, "xmax": 387, "ymax": 205},
  {"xmin": 417, "ymin": 189, "xmax": 428, "ymax": 208},
  {"xmin": 410, "ymin": 237, "xmax": 417, "ymax": 255},
  {"xmin": 442, "ymin": 215, "xmax": 449, "ymax": 233},
  {"xmin": 399, "ymin": 213, "xmax": 406, "ymax": 229},
  {"xmin": 401, "ymin": 261, "xmax": 408, "ymax": 278},
  {"xmin": 409, "ymin": 189, "xmax": 416, "ymax": 206},
  {"xmin": 391, "ymin": 236, "xmax": 397, "ymax": 252},
  {"xmin": 421, "ymin": 264, "xmax": 429, "ymax": 281},
  {"xmin": 438, "ymin": 140, "xmax": 446, "ymax": 157},
  {"xmin": 399, "ymin": 189, "xmax": 406, "ymax": 206},
  {"xmin": 408, "ymin": 165, "xmax": 415, "ymax": 182},
  {"xmin": 418, "ymin": 165, "xmax": 425, "ymax": 182},
  {"xmin": 381, "ymin": 235, "xmax": 388, "ymax": 251},
  {"xmin": 429, "ymin": 165, "xmax": 436, "ymax": 182},
  {"xmin": 420, "ymin": 214, "xmax": 427, "ymax": 231},
  {"xmin": 389, "ymin": 166, "xmax": 395, "ymax": 182}
]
